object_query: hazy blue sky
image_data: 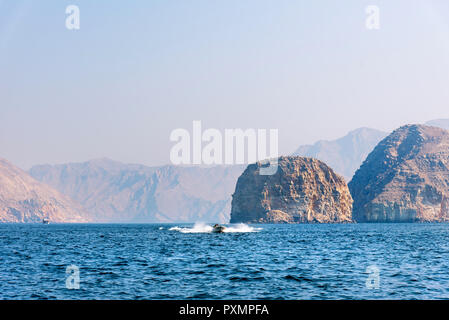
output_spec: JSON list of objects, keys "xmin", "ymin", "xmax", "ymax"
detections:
[{"xmin": 1, "ymin": 0, "xmax": 449, "ymax": 169}]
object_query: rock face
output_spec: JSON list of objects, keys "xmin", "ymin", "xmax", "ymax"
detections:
[
  {"xmin": 293, "ymin": 127, "xmax": 387, "ymax": 181},
  {"xmin": 230, "ymin": 156, "xmax": 353, "ymax": 223},
  {"xmin": 349, "ymin": 124, "xmax": 449, "ymax": 222},
  {"xmin": 0, "ymin": 158, "xmax": 89, "ymax": 223},
  {"xmin": 29, "ymin": 159, "xmax": 244, "ymax": 223}
]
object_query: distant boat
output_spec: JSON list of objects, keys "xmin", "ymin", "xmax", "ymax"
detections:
[{"xmin": 42, "ymin": 219, "xmax": 50, "ymax": 225}]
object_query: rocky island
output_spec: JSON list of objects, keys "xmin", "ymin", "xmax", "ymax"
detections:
[
  {"xmin": 349, "ymin": 124, "xmax": 449, "ymax": 222},
  {"xmin": 230, "ymin": 156, "xmax": 353, "ymax": 223}
]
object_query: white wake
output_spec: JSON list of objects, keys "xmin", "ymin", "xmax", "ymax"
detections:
[{"xmin": 168, "ymin": 222, "xmax": 261, "ymax": 234}]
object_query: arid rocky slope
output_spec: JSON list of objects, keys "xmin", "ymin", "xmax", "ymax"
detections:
[
  {"xmin": 0, "ymin": 158, "xmax": 89, "ymax": 222},
  {"xmin": 349, "ymin": 124, "xmax": 449, "ymax": 222},
  {"xmin": 29, "ymin": 159, "xmax": 244, "ymax": 223},
  {"xmin": 230, "ymin": 156, "xmax": 353, "ymax": 223}
]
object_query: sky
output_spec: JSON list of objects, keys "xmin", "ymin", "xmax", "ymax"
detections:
[{"xmin": 1, "ymin": 0, "xmax": 449, "ymax": 169}]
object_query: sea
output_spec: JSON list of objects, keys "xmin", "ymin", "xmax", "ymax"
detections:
[{"xmin": 1, "ymin": 223, "xmax": 449, "ymax": 300}]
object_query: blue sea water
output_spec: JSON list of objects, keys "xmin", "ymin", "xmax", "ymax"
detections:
[{"xmin": 1, "ymin": 223, "xmax": 449, "ymax": 300}]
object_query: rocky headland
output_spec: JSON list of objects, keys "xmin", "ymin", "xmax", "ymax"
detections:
[
  {"xmin": 349, "ymin": 124, "xmax": 449, "ymax": 222},
  {"xmin": 230, "ymin": 156, "xmax": 353, "ymax": 223}
]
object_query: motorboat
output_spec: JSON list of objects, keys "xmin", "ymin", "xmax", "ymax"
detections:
[{"xmin": 212, "ymin": 224, "xmax": 226, "ymax": 233}]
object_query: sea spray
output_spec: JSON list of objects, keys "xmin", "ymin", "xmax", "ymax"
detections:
[
  {"xmin": 168, "ymin": 222, "xmax": 261, "ymax": 234},
  {"xmin": 223, "ymin": 223, "xmax": 261, "ymax": 233},
  {"xmin": 169, "ymin": 222, "xmax": 213, "ymax": 233}
]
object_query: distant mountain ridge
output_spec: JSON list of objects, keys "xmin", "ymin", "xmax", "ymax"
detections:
[
  {"xmin": 0, "ymin": 158, "xmax": 89, "ymax": 223},
  {"xmin": 292, "ymin": 120, "xmax": 449, "ymax": 182},
  {"xmin": 425, "ymin": 119, "xmax": 449, "ymax": 131},
  {"xmin": 29, "ymin": 159, "xmax": 244, "ymax": 223},
  {"xmin": 11, "ymin": 118, "xmax": 449, "ymax": 223},
  {"xmin": 293, "ymin": 127, "xmax": 388, "ymax": 181}
]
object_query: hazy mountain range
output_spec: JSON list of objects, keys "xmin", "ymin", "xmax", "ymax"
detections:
[
  {"xmin": 425, "ymin": 119, "xmax": 449, "ymax": 131},
  {"xmin": 292, "ymin": 119, "xmax": 449, "ymax": 181},
  {"xmin": 29, "ymin": 159, "xmax": 244, "ymax": 223},
  {"xmin": 0, "ymin": 158, "xmax": 88, "ymax": 223},
  {"xmin": 24, "ymin": 127, "xmax": 392, "ymax": 222},
  {"xmin": 293, "ymin": 127, "xmax": 388, "ymax": 181},
  {"xmin": 1, "ymin": 119, "xmax": 448, "ymax": 223}
]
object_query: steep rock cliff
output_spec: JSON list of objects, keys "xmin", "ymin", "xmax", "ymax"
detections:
[
  {"xmin": 230, "ymin": 156, "xmax": 353, "ymax": 223},
  {"xmin": 349, "ymin": 124, "xmax": 449, "ymax": 222}
]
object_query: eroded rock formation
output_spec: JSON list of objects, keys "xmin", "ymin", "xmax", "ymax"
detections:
[
  {"xmin": 349, "ymin": 124, "xmax": 449, "ymax": 222},
  {"xmin": 230, "ymin": 156, "xmax": 353, "ymax": 223}
]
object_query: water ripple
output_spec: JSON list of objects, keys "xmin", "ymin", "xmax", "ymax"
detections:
[{"xmin": 1, "ymin": 223, "xmax": 449, "ymax": 299}]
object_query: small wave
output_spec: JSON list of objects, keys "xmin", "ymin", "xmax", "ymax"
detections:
[
  {"xmin": 224, "ymin": 223, "xmax": 261, "ymax": 233},
  {"xmin": 168, "ymin": 222, "xmax": 261, "ymax": 234}
]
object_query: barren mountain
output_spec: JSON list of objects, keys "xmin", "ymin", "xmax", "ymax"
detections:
[
  {"xmin": 349, "ymin": 124, "xmax": 449, "ymax": 222},
  {"xmin": 0, "ymin": 158, "xmax": 89, "ymax": 223}
]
